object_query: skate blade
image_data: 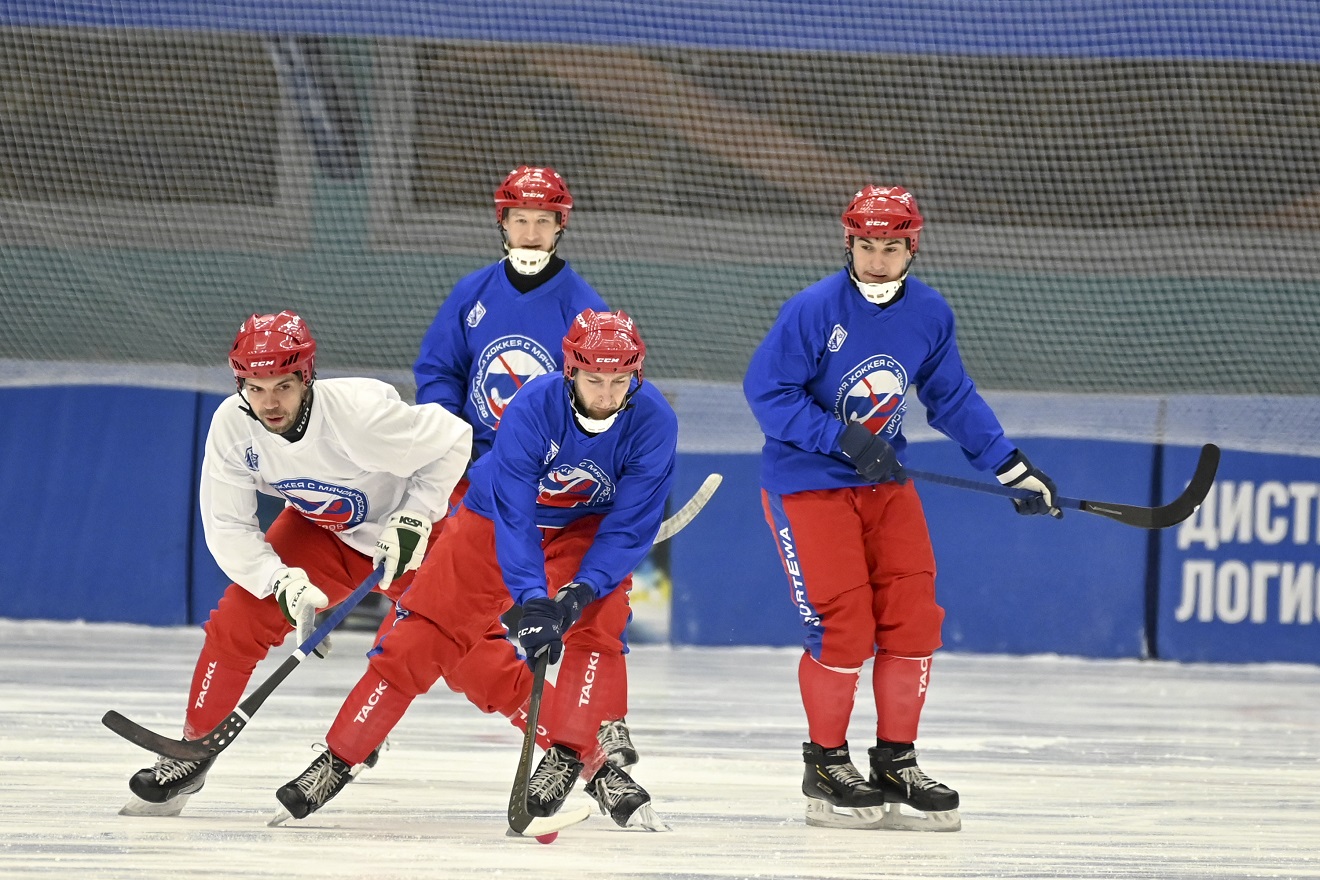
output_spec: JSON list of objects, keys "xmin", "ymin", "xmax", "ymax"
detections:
[
  {"xmin": 804, "ymin": 798, "xmax": 887, "ymax": 830},
  {"xmin": 804, "ymin": 798, "xmax": 961, "ymax": 831},
  {"xmin": 268, "ymin": 807, "xmax": 294, "ymax": 827},
  {"xmin": 620, "ymin": 803, "xmax": 671, "ymax": 832},
  {"xmin": 505, "ymin": 805, "xmax": 593, "ymax": 838},
  {"xmin": 878, "ymin": 802, "xmax": 961, "ymax": 832},
  {"xmin": 119, "ymin": 793, "xmax": 191, "ymax": 817}
]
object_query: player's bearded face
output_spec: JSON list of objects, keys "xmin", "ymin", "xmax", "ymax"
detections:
[
  {"xmin": 572, "ymin": 370, "xmax": 633, "ymax": 420},
  {"xmin": 242, "ymin": 373, "xmax": 308, "ymax": 433}
]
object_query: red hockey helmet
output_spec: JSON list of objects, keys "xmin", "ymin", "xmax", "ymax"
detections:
[
  {"xmin": 494, "ymin": 166, "xmax": 573, "ymax": 228},
  {"xmin": 562, "ymin": 309, "xmax": 646, "ymax": 381},
  {"xmin": 229, "ymin": 310, "xmax": 317, "ymax": 388},
  {"xmin": 841, "ymin": 185, "xmax": 923, "ymax": 253}
]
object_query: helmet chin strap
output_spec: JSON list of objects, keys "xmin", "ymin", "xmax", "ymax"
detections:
[
  {"xmin": 569, "ymin": 383, "xmax": 621, "ymax": 432},
  {"xmin": 501, "ymin": 227, "xmax": 564, "ymax": 275},
  {"xmin": 238, "ymin": 381, "xmax": 315, "ymax": 441},
  {"xmin": 567, "ymin": 374, "xmax": 641, "ymax": 433},
  {"xmin": 846, "ymin": 251, "xmax": 913, "ymax": 305},
  {"xmin": 853, "ymin": 274, "xmax": 905, "ymax": 305},
  {"xmin": 506, "ymin": 247, "xmax": 553, "ymax": 275},
  {"xmin": 572, "ymin": 407, "xmax": 619, "ymax": 433}
]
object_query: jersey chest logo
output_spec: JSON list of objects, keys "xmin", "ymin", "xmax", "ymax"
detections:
[
  {"xmin": 537, "ymin": 461, "xmax": 615, "ymax": 509},
  {"xmin": 834, "ymin": 354, "xmax": 909, "ymax": 438},
  {"xmin": 270, "ymin": 478, "xmax": 368, "ymax": 532},
  {"xmin": 827, "ymin": 324, "xmax": 847, "ymax": 352},
  {"xmin": 470, "ymin": 335, "xmax": 557, "ymax": 430}
]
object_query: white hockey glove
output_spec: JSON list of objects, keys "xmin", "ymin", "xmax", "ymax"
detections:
[
  {"xmin": 373, "ymin": 510, "xmax": 432, "ymax": 591},
  {"xmin": 995, "ymin": 450, "xmax": 1063, "ymax": 519},
  {"xmin": 273, "ymin": 567, "xmax": 330, "ymax": 651}
]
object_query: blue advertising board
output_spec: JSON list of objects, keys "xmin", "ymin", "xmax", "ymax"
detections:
[{"xmin": 1159, "ymin": 446, "xmax": 1320, "ymax": 664}]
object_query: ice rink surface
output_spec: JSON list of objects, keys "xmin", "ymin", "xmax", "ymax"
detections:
[{"xmin": 1, "ymin": 619, "xmax": 1317, "ymax": 880}]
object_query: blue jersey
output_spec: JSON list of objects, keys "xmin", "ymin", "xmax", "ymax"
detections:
[
  {"xmin": 743, "ymin": 269, "xmax": 1016, "ymax": 494},
  {"xmin": 413, "ymin": 260, "xmax": 609, "ymax": 458},
  {"xmin": 463, "ymin": 373, "xmax": 678, "ymax": 604}
]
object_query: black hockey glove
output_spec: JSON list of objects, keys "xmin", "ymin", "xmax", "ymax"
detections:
[
  {"xmin": 995, "ymin": 450, "xmax": 1063, "ymax": 518},
  {"xmin": 515, "ymin": 582, "xmax": 593, "ymax": 668},
  {"xmin": 839, "ymin": 421, "xmax": 907, "ymax": 484}
]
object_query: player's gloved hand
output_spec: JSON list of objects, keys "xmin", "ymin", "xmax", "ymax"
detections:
[
  {"xmin": 273, "ymin": 567, "xmax": 331, "ymax": 654},
  {"xmin": 373, "ymin": 510, "xmax": 432, "ymax": 591},
  {"xmin": 995, "ymin": 450, "xmax": 1063, "ymax": 518},
  {"xmin": 839, "ymin": 421, "xmax": 907, "ymax": 484},
  {"xmin": 515, "ymin": 583, "xmax": 594, "ymax": 668}
]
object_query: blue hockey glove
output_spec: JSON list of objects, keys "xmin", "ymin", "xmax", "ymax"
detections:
[
  {"xmin": 839, "ymin": 421, "xmax": 907, "ymax": 484},
  {"xmin": 995, "ymin": 450, "xmax": 1063, "ymax": 518},
  {"xmin": 515, "ymin": 583, "xmax": 593, "ymax": 668}
]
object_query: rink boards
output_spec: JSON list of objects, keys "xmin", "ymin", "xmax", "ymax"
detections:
[{"xmin": 2, "ymin": 379, "xmax": 1318, "ymax": 665}]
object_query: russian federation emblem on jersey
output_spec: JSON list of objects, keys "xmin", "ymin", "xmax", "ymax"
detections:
[
  {"xmin": 537, "ymin": 461, "xmax": 615, "ymax": 509},
  {"xmin": 470, "ymin": 336, "xmax": 557, "ymax": 430},
  {"xmin": 271, "ymin": 478, "xmax": 368, "ymax": 531},
  {"xmin": 835, "ymin": 355, "xmax": 909, "ymax": 439}
]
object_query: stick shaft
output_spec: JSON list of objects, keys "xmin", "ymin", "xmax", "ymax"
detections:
[
  {"xmin": 904, "ymin": 444, "xmax": 1219, "ymax": 530},
  {"xmin": 102, "ymin": 565, "xmax": 385, "ymax": 760},
  {"xmin": 506, "ymin": 652, "xmax": 550, "ymax": 834}
]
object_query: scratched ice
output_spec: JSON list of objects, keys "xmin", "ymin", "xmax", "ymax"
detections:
[{"xmin": 1, "ymin": 619, "xmax": 1317, "ymax": 880}]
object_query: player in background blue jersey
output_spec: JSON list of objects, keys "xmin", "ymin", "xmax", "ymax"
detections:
[
  {"xmin": 414, "ymin": 166, "xmax": 609, "ymax": 462},
  {"xmin": 744, "ymin": 186, "xmax": 1062, "ymax": 832},
  {"xmin": 275, "ymin": 311, "xmax": 675, "ymax": 831},
  {"xmin": 412, "ymin": 166, "xmax": 638, "ymax": 771}
]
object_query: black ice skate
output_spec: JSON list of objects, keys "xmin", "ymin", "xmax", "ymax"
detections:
[
  {"xmin": 120, "ymin": 754, "xmax": 216, "ymax": 817},
  {"xmin": 801, "ymin": 741, "xmax": 888, "ymax": 830},
  {"xmin": 585, "ymin": 762, "xmax": 670, "ymax": 831},
  {"xmin": 598, "ymin": 718, "xmax": 639, "ymax": 770},
  {"xmin": 354, "ymin": 737, "xmax": 388, "ymax": 775},
  {"xmin": 868, "ymin": 744, "xmax": 962, "ymax": 832},
  {"xmin": 272, "ymin": 748, "xmax": 354, "ymax": 824},
  {"xmin": 526, "ymin": 744, "xmax": 584, "ymax": 817}
]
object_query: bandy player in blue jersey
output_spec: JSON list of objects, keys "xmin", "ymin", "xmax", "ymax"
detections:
[
  {"xmin": 411, "ymin": 166, "xmax": 639, "ymax": 772},
  {"xmin": 414, "ymin": 166, "xmax": 609, "ymax": 462},
  {"xmin": 744, "ymin": 186, "xmax": 1062, "ymax": 832},
  {"xmin": 276, "ymin": 311, "xmax": 676, "ymax": 831}
]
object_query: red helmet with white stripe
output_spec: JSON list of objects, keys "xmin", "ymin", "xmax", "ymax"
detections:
[
  {"xmin": 841, "ymin": 185, "xmax": 923, "ymax": 253},
  {"xmin": 494, "ymin": 166, "xmax": 574, "ymax": 228},
  {"xmin": 229, "ymin": 310, "xmax": 317, "ymax": 389},
  {"xmin": 562, "ymin": 310, "xmax": 646, "ymax": 381}
]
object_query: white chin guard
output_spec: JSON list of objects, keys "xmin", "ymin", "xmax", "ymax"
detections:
[
  {"xmin": 573, "ymin": 409, "xmax": 619, "ymax": 433},
  {"xmin": 855, "ymin": 277, "xmax": 904, "ymax": 305},
  {"xmin": 506, "ymin": 248, "xmax": 552, "ymax": 275}
]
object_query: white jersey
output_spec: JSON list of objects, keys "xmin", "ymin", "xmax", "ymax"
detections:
[{"xmin": 200, "ymin": 377, "xmax": 473, "ymax": 599}]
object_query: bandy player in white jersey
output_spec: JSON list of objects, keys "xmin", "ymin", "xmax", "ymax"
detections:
[{"xmin": 120, "ymin": 310, "xmax": 551, "ymax": 817}]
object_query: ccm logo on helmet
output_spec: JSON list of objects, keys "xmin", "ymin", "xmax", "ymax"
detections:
[{"xmin": 249, "ymin": 359, "xmax": 276, "ymax": 367}]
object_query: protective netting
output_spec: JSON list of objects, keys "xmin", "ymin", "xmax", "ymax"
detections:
[{"xmin": 2, "ymin": 4, "xmax": 1319, "ymax": 451}]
